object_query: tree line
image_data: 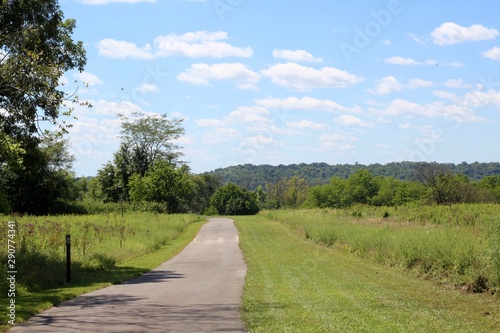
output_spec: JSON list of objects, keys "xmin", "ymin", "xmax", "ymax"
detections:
[
  {"xmin": 251, "ymin": 165, "xmax": 500, "ymax": 210},
  {"xmin": 207, "ymin": 161, "xmax": 500, "ymax": 191}
]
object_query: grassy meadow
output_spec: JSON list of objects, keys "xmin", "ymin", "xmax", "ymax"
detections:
[
  {"xmin": 0, "ymin": 212, "xmax": 204, "ymax": 330},
  {"xmin": 1, "ymin": 203, "xmax": 499, "ymax": 332},
  {"xmin": 235, "ymin": 210, "xmax": 500, "ymax": 332},
  {"xmin": 260, "ymin": 204, "xmax": 500, "ymax": 294}
]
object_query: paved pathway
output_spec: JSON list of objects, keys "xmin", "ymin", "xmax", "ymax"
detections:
[{"xmin": 9, "ymin": 218, "xmax": 247, "ymax": 333}]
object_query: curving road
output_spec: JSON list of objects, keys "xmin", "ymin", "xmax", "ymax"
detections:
[{"xmin": 9, "ymin": 218, "xmax": 247, "ymax": 333}]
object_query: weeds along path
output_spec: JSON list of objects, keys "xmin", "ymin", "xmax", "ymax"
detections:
[
  {"xmin": 8, "ymin": 218, "xmax": 247, "ymax": 333},
  {"xmin": 235, "ymin": 215, "xmax": 500, "ymax": 333}
]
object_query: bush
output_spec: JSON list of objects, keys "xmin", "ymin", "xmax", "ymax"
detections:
[{"xmin": 210, "ymin": 183, "xmax": 260, "ymax": 215}]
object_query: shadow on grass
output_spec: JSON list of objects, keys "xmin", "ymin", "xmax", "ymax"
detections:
[{"xmin": 242, "ymin": 301, "xmax": 288, "ymax": 329}]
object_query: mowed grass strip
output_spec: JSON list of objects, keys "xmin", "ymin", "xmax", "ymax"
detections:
[{"xmin": 235, "ymin": 215, "xmax": 500, "ymax": 333}]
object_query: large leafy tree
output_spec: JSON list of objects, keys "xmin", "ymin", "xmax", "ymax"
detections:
[
  {"xmin": 0, "ymin": 0, "xmax": 86, "ymax": 140},
  {"xmin": 1, "ymin": 1, "xmax": 86, "ymax": 214},
  {"xmin": 93, "ymin": 112, "xmax": 185, "ymax": 204},
  {"xmin": 118, "ymin": 112, "xmax": 185, "ymax": 176}
]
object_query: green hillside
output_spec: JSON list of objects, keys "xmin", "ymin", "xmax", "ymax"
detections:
[{"xmin": 206, "ymin": 161, "xmax": 500, "ymax": 190}]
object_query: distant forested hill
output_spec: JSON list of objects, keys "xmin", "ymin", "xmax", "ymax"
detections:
[{"xmin": 204, "ymin": 162, "xmax": 500, "ymax": 190}]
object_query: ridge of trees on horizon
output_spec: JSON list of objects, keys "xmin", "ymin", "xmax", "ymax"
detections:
[{"xmin": 206, "ymin": 161, "xmax": 500, "ymax": 191}]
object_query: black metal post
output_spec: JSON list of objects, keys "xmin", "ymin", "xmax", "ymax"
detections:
[{"xmin": 66, "ymin": 234, "xmax": 71, "ymax": 283}]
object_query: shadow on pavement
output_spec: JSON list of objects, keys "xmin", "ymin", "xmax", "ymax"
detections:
[
  {"xmin": 12, "ymin": 303, "xmax": 248, "ymax": 333},
  {"xmin": 121, "ymin": 270, "xmax": 185, "ymax": 285}
]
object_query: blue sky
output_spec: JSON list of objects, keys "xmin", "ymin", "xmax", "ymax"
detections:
[{"xmin": 58, "ymin": 0, "xmax": 500, "ymax": 176}]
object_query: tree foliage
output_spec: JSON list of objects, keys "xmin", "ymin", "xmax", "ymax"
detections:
[
  {"xmin": 210, "ymin": 183, "xmax": 259, "ymax": 215},
  {"xmin": 3, "ymin": 133, "xmax": 80, "ymax": 214},
  {"xmin": 129, "ymin": 162, "xmax": 193, "ymax": 213},
  {"xmin": 0, "ymin": 1, "xmax": 87, "ymax": 214},
  {"xmin": 118, "ymin": 112, "xmax": 185, "ymax": 175},
  {"xmin": 208, "ymin": 162, "xmax": 500, "ymax": 191},
  {"xmin": 1, "ymin": 0, "xmax": 86, "ymax": 140},
  {"xmin": 264, "ymin": 177, "xmax": 308, "ymax": 209}
]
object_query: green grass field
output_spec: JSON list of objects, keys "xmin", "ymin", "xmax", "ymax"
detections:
[
  {"xmin": 2, "ymin": 207, "xmax": 499, "ymax": 332},
  {"xmin": 235, "ymin": 214, "xmax": 500, "ymax": 332},
  {"xmin": 261, "ymin": 205, "xmax": 500, "ymax": 293}
]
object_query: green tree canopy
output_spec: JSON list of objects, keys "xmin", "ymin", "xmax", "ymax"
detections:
[
  {"xmin": 0, "ymin": 0, "xmax": 87, "ymax": 214},
  {"xmin": 210, "ymin": 183, "xmax": 259, "ymax": 215},
  {"xmin": 118, "ymin": 112, "xmax": 185, "ymax": 175},
  {"xmin": 344, "ymin": 169, "xmax": 378, "ymax": 205},
  {"xmin": 129, "ymin": 161, "xmax": 193, "ymax": 213},
  {"xmin": 1, "ymin": 0, "xmax": 86, "ymax": 141}
]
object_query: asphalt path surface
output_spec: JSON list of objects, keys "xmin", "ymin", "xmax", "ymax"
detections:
[{"xmin": 9, "ymin": 218, "xmax": 248, "ymax": 333}]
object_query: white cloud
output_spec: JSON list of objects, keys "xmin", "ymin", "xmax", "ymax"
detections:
[
  {"xmin": 408, "ymin": 78, "xmax": 433, "ymax": 88},
  {"xmin": 443, "ymin": 79, "xmax": 472, "ymax": 89},
  {"xmin": 482, "ymin": 47, "xmax": 500, "ymax": 60},
  {"xmin": 197, "ymin": 107, "xmax": 275, "ymax": 146},
  {"xmin": 74, "ymin": 72, "xmax": 103, "ymax": 86},
  {"xmin": 261, "ymin": 62, "xmax": 363, "ymax": 92},
  {"xmin": 385, "ymin": 56, "xmax": 420, "ymax": 65},
  {"xmin": 244, "ymin": 134, "xmax": 278, "ymax": 146},
  {"xmin": 369, "ymin": 76, "xmax": 433, "ymax": 95},
  {"xmin": 407, "ymin": 33, "xmax": 429, "ymax": 45},
  {"xmin": 433, "ymin": 90, "xmax": 460, "ymax": 102},
  {"xmin": 463, "ymin": 89, "xmax": 500, "ymax": 108},
  {"xmin": 196, "ymin": 106, "xmax": 269, "ymax": 137},
  {"xmin": 226, "ymin": 106, "xmax": 269, "ymax": 123},
  {"xmin": 369, "ymin": 76, "xmax": 402, "ymax": 95},
  {"xmin": 135, "ymin": 83, "xmax": 160, "ymax": 93},
  {"xmin": 431, "ymin": 22, "xmax": 499, "ymax": 45},
  {"xmin": 197, "ymin": 119, "xmax": 223, "ymax": 127},
  {"xmin": 335, "ymin": 115, "xmax": 372, "ymax": 127},
  {"xmin": 79, "ymin": 0, "xmax": 155, "ymax": 4},
  {"xmin": 384, "ymin": 56, "xmax": 463, "ymax": 67},
  {"xmin": 320, "ymin": 133, "xmax": 356, "ymax": 153},
  {"xmin": 202, "ymin": 126, "xmax": 240, "ymax": 145},
  {"xmin": 272, "ymin": 49, "xmax": 323, "ymax": 63},
  {"xmin": 255, "ymin": 96, "xmax": 362, "ymax": 113},
  {"xmin": 98, "ymin": 31, "xmax": 252, "ymax": 59},
  {"xmin": 442, "ymin": 60, "xmax": 465, "ymax": 67},
  {"xmin": 374, "ymin": 98, "xmax": 486, "ymax": 122},
  {"xmin": 154, "ymin": 31, "xmax": 253, "ymax": 58},
  {"xmin": 287, "ymin": 120, "xmax": 326, "ymax": 130},
  {"xmin": 97, "ymin": 39, "xmax": 154, "ymax": 59},
  {"xmin": 176, "ymin": 63, "xmax": 260, "ymax": 90}
]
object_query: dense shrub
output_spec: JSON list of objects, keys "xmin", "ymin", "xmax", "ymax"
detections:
[{"xmin": 209, "ymin": 183, "xmax": 259, "ymax": 215}]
